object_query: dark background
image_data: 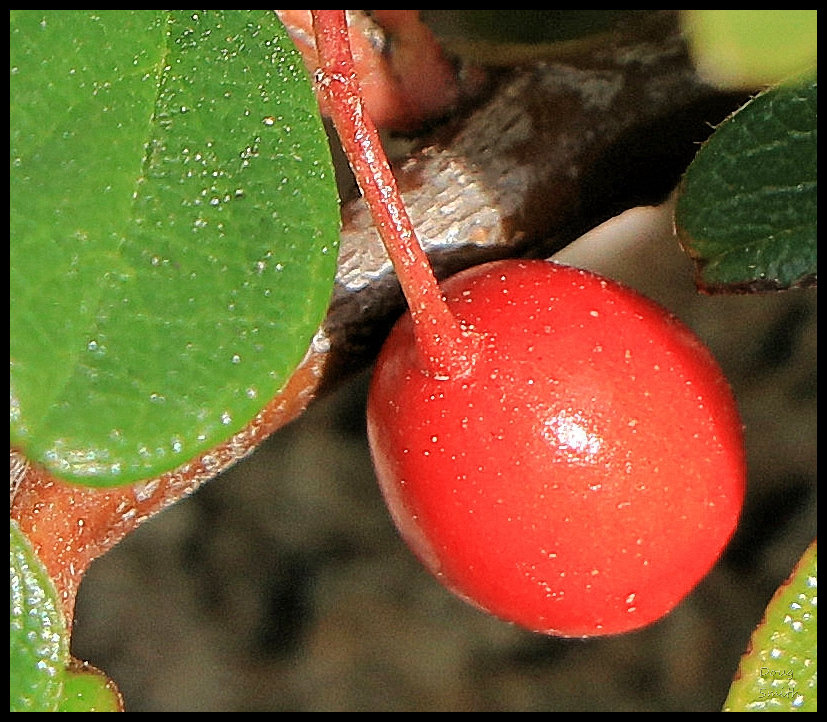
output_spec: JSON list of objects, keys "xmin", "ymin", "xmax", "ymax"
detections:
[{"xmin": 69, "ymin": 12, "xmax": 817, "ymax": 712}]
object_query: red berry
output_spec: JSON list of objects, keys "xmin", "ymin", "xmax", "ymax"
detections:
[{"xmin": 367, "ymin": 259, "xmax": 746, "ymax": 637}]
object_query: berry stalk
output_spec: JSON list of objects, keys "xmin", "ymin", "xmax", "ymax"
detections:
[{"xmin": 311, "ymin": 9, "xmax": 471, "ymax": 379}]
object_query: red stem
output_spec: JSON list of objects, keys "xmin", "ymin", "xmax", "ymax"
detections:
[{"xmin": 311, "ymin": 10, "xmax": 471, "ymax": 378}]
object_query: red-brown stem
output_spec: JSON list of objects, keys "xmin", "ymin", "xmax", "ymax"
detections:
[{"xmin": 311, "ymin": 9, "xmax": 470, "ymax": 378}]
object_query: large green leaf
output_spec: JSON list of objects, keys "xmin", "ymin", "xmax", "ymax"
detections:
[
  {"xmin": 674, "ymin": 76, "xmax": 816, "ymax": 292},
  {"xmin": 10, "ymin": 519, "xmax": 69, "ymax": 712},
  {"xmin": 10, "ymin": 11, "xmax": 340, "ymax": 485},
  {"xmin": 723, "ymin": 541, "xmax": 817, "ymax": 712}
]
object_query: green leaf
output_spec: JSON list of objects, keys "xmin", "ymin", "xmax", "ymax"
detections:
[
  {"xmin": 10, "ymin": 519, "xmax": 69, "ymax": 712},
  {"xmin": 10, "ymin": 11, "xmax": 340, "ymax": 486},
  {"xmin": 682, "ymin": 10, "xmax": 817, "ymax": 89},
  {"xmin": 10, "ymin": 520, "xmax": 120, "ymax": 712},
  {"xmin": 723, "ymin": 541, "xmax": 817, "ymax": 712},
  {"xmin": 57, "ymin": 665, "xmax": 122, "ymax": 712},
  {"xmin": 674, "ymin": 76, "xmax": 816, "ymax": 291}
]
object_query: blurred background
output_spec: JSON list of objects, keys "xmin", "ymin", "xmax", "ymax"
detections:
[{"xmin": 69, "ymin": 11, "xmax": 816, "ymax": 712}]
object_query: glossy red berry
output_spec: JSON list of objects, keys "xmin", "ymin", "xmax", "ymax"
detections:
[{"xmin": 367, "ymin": 259, "xmax": 746, "ymax": 637}]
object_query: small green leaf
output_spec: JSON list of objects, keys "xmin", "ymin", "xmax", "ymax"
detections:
[
  {"xmin": 10, "ymin": 521, "xmax": 121, "ymax": 712},
  {"xmin": 10, "ymin": 11, "xmax": 340, "ymax": 485},
  {"xmin": 674, "ymin": 76, "xmax": 816, "ymax": 291},
  {"xmin": 57, "ymin": 665, "xmax": 122, "ymax": 712},
  {"xmin": 723, "ymin": 541, "xmax": 817, "ymax": 712},
  {"xmin": 10, "ymin": 519, "xmax": 69, "ymax": 713},
  {"xmin": 682, "ymin": 10, "xmax": 817, "ymax": 89}
]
